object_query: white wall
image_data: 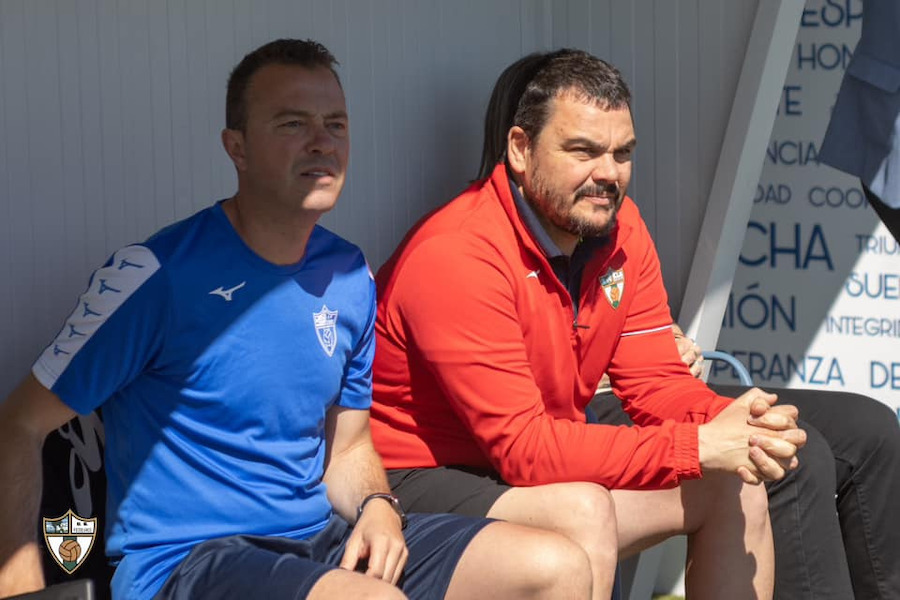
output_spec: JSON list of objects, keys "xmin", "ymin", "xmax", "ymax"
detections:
[{"xmin": 0, "ymin": 0, "xmax": 757, "ymax": 398}]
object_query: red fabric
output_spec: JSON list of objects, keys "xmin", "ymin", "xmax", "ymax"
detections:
[{"xmin": 370, "ymin": 164, "xmax": 733, "ymax": 489}]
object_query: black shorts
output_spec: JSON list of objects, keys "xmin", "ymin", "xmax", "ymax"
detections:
[
  {"xmin": 388, "ymin": 466, "xmax": 512, "ymax": 518},
  {"xmin": 154, "ymin": 513, "xmax": 491, "ymax": 600}
]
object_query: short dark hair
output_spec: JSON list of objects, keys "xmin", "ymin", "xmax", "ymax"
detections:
[
  {"xmin": 477, "ymin": 49, "xmax": 631, "ymax": 179},
  {"xmin": 226, "ymin": 39, "xmax": 341, "ymax": 131}
]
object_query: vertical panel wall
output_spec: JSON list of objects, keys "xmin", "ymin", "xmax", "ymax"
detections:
[{"xmin": 0, "ymin": 0, "xmax": 756, "ymax": 398}]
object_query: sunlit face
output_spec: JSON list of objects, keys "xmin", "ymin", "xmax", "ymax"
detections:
[
  {"xmin": 225, "ymin": 63, "xmax": 349, "ymax": 214},
  {"xmin": 508, "ymin": 92, "xmax": 635, "ymax": 249}
]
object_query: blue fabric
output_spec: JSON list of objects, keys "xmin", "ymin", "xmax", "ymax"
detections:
[
  {"xmin": 154, "ymin": 514, "xmax": 492, "ymax": 600},
  {"xmin": 32, "ymin": 201, "xmax": 376, "ymax": 599}
]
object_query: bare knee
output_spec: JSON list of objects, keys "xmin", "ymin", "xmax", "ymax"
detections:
[
  {"xmin": 561, "ymin": 482, "xmax": 616, "ymax": 524},
  {"xmin": 704, "ymin": 476, "xmax": 771, "ymax": 538},
  {"xmin": 488, "ymin": 482, "xmax": 617, "ymax": 594},
  {"xmin": 308, "ymin": 569, "xmax": 407, "ymax": 600},
  {"xmin": 447, "ymin": 522, "xmax": 592, "ymax": 599},
  {"xmin": 683, "ymin": 473, "xmax": 769, "ymax": 533},
  {"xmin": 710, "ymin": 473, "xmax": 770, "ymax": 529},
  {"xmin": 571, "ymin": 483, "xmax": 616, "ymax": 520},
  {"xmin": 518, "ymin": 529, "xmax": 593, "ymax": 597},
  {"xmin": 493, "ymin": 482, "xmax": 617, "ymax": 555},
  {"xmin": 553, "ymin": 483, "xmax": 618, "ymax": 562},
  {"xmin": 739, "ymin": 479, "xmax": 770, "ymax": 526}
]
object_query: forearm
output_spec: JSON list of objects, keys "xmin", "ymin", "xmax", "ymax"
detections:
[
  {"xmin": 608, "ymin": 332, "xmax": 732, "ymax": 425},
  {"xmin": 323, "ymin": 407, "xmax": 407, "ymax": 580},
  {"xmin": 493, "ymin": 412, "xmax": 700, "ymax": 489},
  {"xmin": 323, "ymin": 441, "xmax": 393, "ymax": 523},
  {"xmin": 0, "ymin": 375, "xmax": 76, "ymax": 595},
  {"xmin": 617, "ymin": 374, "xmax": 732, "ymax": 425},
  {"xmin": 0, "ymin": 425, "xmax": 46, "ymax": 595}
]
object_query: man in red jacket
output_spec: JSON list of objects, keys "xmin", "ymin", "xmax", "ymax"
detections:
[{"xmin": 370, "ymin": 49, "xmax": 805, "ymax": 600}]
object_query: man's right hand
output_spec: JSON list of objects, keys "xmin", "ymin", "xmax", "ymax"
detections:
[{"xmin": 697, "ymin": 387, "xmax": 806, "ymax": 484}]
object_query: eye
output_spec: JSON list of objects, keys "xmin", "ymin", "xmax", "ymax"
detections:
[
  {"xmin": 569, "ymin": 147, "xmax": 594, "ymax": 159},
  {"xmin": 327, "ymin": 121, "xmax": 348, "ymax": 134},
  {"xmin": 614, "ymin": 147, "xmax": 633, "ymax": 162},
  {"xmin": 280, "ymin": 120, "xmax": 304, "ymax": 129}
]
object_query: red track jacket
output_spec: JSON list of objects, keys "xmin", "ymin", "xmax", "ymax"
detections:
[{"xmin": 370, "ymin": 164, "xmax": 733, "ymax": 489}]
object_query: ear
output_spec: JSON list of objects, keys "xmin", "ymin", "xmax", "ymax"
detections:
[
  {"xmin": 506, "ymin": 125, "xmax": 531, "ymax": 177},
  {"xmin": 221, "ymin": 128, "xmax": 247, "ymax": 172}
]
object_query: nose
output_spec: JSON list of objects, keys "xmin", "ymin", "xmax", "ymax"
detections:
[
  {"xmin": 591, "ymin": 153, "xmax": 618, "ymax": 183},
  {"xmin": 306, "ymin": 121, "xmax": 336, "ymax": 155}
]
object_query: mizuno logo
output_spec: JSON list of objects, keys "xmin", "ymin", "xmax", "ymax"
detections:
[
  {"xmin": 98, "ymin": 279, "xmax": 121, "ymax": 294},
  {"xmin": 53, "ymin": 345, "xmax": 70, "ymax": 356},
  {"xmin": 209, "ymin": 282, "xmax": 246, "ymax": 302},
  {"xmin": 118, "ymin": 258, "xmax": 144, "ymax": 270},
  {"xmin": 526, "ymin": 269, "xmax": 541, "ymax": 279},
  {"xmin": 68, "ymin": 324, "xmax": 86, "ymax": 338},
  {"xmin": 82, "ymin": 303, "xmax": 101, "ymax": 318}
]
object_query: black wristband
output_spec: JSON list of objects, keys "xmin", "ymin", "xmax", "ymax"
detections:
[{"xmin": 356, "ymin": 492, "xmax": 408, "ymax": 530}]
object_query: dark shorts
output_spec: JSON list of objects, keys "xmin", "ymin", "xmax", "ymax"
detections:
[
  {"xmin": 587, "ymin": 392, "xmax": 633, "ymax": 426},
  {"xmin": 154, "ymin": 513, "xmax": 491, "ymax": 600},
  {"xmin": 388, "ymin": 466, "xmax": 512, "ymax": 518}
]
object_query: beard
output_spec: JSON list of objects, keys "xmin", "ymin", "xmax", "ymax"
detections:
[{"xmin": 526, "ymin": 169, "xmax": 622, "ymax": 239}]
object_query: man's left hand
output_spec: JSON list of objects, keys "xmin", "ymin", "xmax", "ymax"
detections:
[{"xmin": 339, "ymin": 499, "xmax": 409, "ymax": 585}]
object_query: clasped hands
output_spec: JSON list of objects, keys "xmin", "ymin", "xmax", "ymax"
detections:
[{"xmin": 674, "ymin": 325, "xmax": 807, "ymax": 485}]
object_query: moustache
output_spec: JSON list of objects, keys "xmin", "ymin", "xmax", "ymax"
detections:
[{"xmin": 575, "ymin": 182, "xmax": 620, "ymax": 200}]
